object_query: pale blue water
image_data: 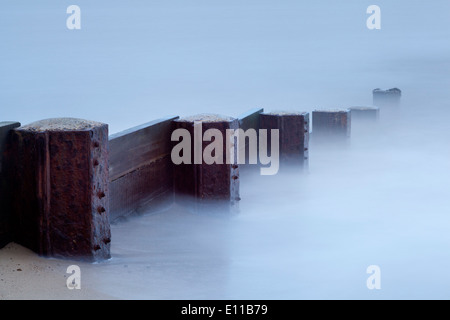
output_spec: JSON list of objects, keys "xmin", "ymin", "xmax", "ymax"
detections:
[{"xmin": 1, "ymin": 1, "xmax": 450, "ymax": 299}]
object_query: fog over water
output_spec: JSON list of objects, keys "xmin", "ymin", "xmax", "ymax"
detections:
[{"xmin": 1, "ymin": 1, "xmax": 450, "ymax": 299}]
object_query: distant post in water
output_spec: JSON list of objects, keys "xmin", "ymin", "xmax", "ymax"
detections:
[
  {"xmin": 349, "ymin": 106, "xmax": 379, "ymax": 135},
  {"xmin": 0, "ymin": 121, "xmax": 21, "ymax": 249},
  {"xmin": 11, "ymin": 118, "xmax": 111, "ymax": 261},
  {"xmin": 373, "ymin": 88, "xmax": 401, "ymax": 107},
  {"xmin": 259, "ymin": 111, "xmax": 309, "ymax": 170},
  {"xmin": 312, "ymin": 109, "xmax": 351, "ymax": 144},
  {"xmin": 172, "ymin": 114, "xmax": 240, "ymax": 212},
  {"xmin": 349, "ymin": 106, "xmax": 379, "ymax": 122}
]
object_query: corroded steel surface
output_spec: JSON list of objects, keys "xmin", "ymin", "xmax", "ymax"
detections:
[
  {"xmin": 11, "ymin": 118, "xmax": 110, "ymax": 261},
  {"xmin": 312, "ymin": 110, "xmax": 351, "ymax": 141},
  {"xmin": 260, "ymin": 112, "xmax": 309, "ymax": 168},
  {"xmin": 172, "ymin": 114, "xmax": 240, "ymax": 211},
  {"xmin": 0, "ymin": 121, "xmax": 21, "ymax": 249}
]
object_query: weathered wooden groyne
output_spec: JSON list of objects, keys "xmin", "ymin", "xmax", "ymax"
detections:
[{"xmin": 0, "ymin": 88, "xmax": 399, "ymax": 261}]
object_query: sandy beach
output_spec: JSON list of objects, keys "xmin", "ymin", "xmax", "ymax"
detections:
[{"xmin": 0, "ymin": 242, "xmax": 116, "ymax": 300}]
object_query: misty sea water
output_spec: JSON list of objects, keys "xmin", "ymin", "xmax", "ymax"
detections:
[{"xmin": 1, "ymin": 0, "xmax": 450, "ymax": 299}]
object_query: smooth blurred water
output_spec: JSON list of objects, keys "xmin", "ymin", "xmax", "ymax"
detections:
[
  {"xmin": 1, "ymin": 1, "xmax": 449, "ymax": 133},
  {"xmin": 77, "ymin": 110, "xmax": 450, "ymax": 299},
  {"xmin": 1, "ymin": 1, "xmax": 450, "ymax": 299}
]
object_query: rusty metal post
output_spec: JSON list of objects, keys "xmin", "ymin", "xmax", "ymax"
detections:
[
  {"xmin": 0, "ymin": 121, "xmax": 21, "ymax": 248},
  {"xmin": 11, "ymin": 118, "xmax": 110, "ymax": 261},
  {"xmin": 312, "ymin": 109, "xmax": 351, "ymax": 144},
  {"xmin": 373, "ymin": 88, "xmax": 401, "ymax": 107},
  {"xmin": 259, "ymin": 111, "xmax": 309, "ymax": 170},
  {"xmin": 172, "ymin": 114, "xmax": 240, "ymax": 212}
]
